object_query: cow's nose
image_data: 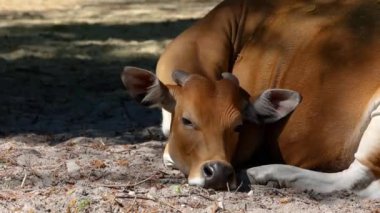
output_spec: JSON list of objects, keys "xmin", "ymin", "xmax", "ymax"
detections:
[{"xmin": 202, "ymin": 161, "xmax": 235, "ymax": 189}]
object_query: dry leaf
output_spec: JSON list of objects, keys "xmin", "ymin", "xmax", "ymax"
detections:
[
  {"xmin": 206, "ymin": 202, "xmax": 220, "ymax": 213},
  {"xmin": 279, "ymin": 197, "xmax": 293, "ymax": 204},
  {"xmin": 116, "ymin": 159, "xmax": 129, "ymax": 167},
  {"xmin": 91, "ymin": 159, "xmax": 106, "ymax": 168}
]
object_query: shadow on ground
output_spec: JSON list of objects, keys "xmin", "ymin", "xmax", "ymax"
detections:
[
  {"xmin": 0, "ymin": 18, "xmax": 197, "ymax": 144},
  {"xmin": 0, "ymin": 19, "xmax": 196, "ymax": 54}
]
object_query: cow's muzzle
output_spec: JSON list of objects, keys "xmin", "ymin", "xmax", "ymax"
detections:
[{"xmin": 202, "ymin": 161, "xmax": 236, "ymax": 189}]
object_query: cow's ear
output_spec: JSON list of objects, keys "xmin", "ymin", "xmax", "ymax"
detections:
[
  {"xmin": 245, "ymin": 89, "xmax": 301, "ymax": 124},
  {"xmin": 121, "ymin": 66, "xmax": 176, "ymax": 112}
]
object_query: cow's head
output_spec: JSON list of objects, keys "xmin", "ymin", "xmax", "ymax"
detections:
[{"xmin": 121, "ymin": 67, "xmax": 301, "ymax": 189}]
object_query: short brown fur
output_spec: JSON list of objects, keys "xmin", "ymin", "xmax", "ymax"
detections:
[{"xmin": 156, "ymin": 0, "xmax": 380, "ymax": 176}]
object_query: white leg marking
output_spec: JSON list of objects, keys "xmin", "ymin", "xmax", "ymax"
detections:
[
  {"xmin": 246, "ymin": 160, "xmax": 376, "ymax": 195},
  {"xmin": 163, "ymin": 152, "xmax": 175, "ymax": 168},
  {"xmin": 163, "ymin": 143, "xmax": 175, "ymax": 168},
  {"xmin": 161, "ymin": 109, "xmax": 171, "ymax": 137}
]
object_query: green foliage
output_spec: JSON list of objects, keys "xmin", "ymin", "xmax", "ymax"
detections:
[{"xmin": 77, "ymin": 198, "xmax": 91, "ymax": 212}]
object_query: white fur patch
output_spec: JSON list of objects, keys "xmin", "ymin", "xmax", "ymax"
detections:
[
  {"xmin": 354, "ymin": 102, "xmax": 380, "ymax": 168},
  {"xmin": 163, "ymin": 152, "xmax": 175, "ymax": 168},
  {"xmin": 161, "ymin": 109, "xmax": 171, "ymax": 137},
  {"xmin": 188, "ymin": 177, "xmax": 206, "ymax": 187}
]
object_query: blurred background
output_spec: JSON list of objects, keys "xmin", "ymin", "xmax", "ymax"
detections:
[{"xmin": 0, "ymin": 0, "xmax": 221, "ymax": 143}]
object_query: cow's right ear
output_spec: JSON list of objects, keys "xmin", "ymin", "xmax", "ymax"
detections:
[
  {"xmin": 244, "ymin": 89, "xmax": 301, "ymax": 124},
  {"xmin": 121, "ymin": 66, "xmax": 176, "ymax": 112}
]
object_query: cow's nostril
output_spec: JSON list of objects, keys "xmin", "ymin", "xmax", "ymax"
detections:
[{"xmin": 203, "ymin": 164, "xmax": 214, "ymax": 178}]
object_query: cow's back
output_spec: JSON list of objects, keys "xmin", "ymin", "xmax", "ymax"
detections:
[{"xmin": 232, "ymin": 0, "xmax": 380, "ymax": 171}]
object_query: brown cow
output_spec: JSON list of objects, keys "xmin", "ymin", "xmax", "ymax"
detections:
[{"xmin": 121, "ymin": 0, "xmax": 380, "ymax": 198}]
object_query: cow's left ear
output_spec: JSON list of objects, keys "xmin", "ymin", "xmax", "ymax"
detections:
[
  {"xmin": 121, "ymin": 66, "xmax": 176, "ymax": 112},
  {"xmin": 245, "ymin": 89, "xmax": 301, "ymax": 124}
]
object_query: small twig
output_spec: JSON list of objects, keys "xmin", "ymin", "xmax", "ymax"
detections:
[
  {"xmin": 21, "ymin": 188, "xmax": 34, "ymax": 193},
  {"xmin": 116, "ymin": 194, "xmax": 154, "ymax": 201},
  {"xmin": 111, "ymin": 149, "xmax": 131, "ymax": 154},
  {"xmin": 157, "ymin": 170, "xmax": 171, "ymax": 176},
  {"xmin": 164, "ymin": 194, "xmax": 190, "ymax": 199},
  {"xmin": 116, "ymin": 194, "xmax": 182, "ymax": 212},
  {"xmin": 99, "ymin": 138, "xmax": 106, "ymax": 146},
  {"xmin": 191, "ymin": 191, "xmax": 215, "ymax": 201},
  {"xmin": 20, "ymin": 171, "xmax": 27, "ymax": 188},
  {"xmin": 124, "ymin": 196, "xmax": 137, "ymax": 212},
  {"xmin": 101, "ymin": 174, "xmax": 156, "ymax": 189},
  {"xmin": 226, "ymin": 182, "xmax": 230, "ymax": 193},
  {"xmin": 158, "ymin": 199, "xmax": 182, "ymax": 212},
  {"xmin": 3, "ymin": 188, "xmax": 36, "ymax": 193},
  {"xmin": 234, "ymin": 181, "xmax": 243, "ymax": 193},
  {"xmin": 29, "ymin": 163, "xmax": 64, "ymax": 170},
  {"xmin": 114, "ymin": 198, "xmax": 125, "ymax": 207},
  {"xmin": 190, "ymin": 187, "xmax": 215, "ymax": 201},
  {"xmin": 133, "ymin": 172, "xmax": 142, "ymax": 187}
]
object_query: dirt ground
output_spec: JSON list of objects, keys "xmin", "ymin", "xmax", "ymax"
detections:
[{"xmin": 0, "ymin": 0, "xmax": 379, "ymax": 212}]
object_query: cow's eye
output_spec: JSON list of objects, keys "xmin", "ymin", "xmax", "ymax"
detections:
[
  {"xmin": 234, "ymin": 124, "xmax": 243, "ymax": 133},
  {"xmin": 182, "ymin": 117, "xmax": 193, "ymax": 127}
]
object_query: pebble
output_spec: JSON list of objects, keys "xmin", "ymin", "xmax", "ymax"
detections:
[{"xmin": 66, "ymin": 160, "xmax": 81, "ymax": 177}]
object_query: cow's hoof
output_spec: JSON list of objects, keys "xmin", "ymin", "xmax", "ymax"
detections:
[
  {"xmin": 245, "ymin": 166, "xmax": 273, "ymax": 185},
  {"xmin": 266, "ymin": 180, "xmax": 281, "ymax": 188}
]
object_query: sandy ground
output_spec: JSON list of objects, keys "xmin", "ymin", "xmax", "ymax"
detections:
[{"xmin": 0, "ymin": 0, "xmax": 379, "ymax": 212}]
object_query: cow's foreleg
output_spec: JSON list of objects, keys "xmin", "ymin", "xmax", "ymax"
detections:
[
  {"xmin": 246, "ymin": 102, "xmax": 380, "ymax": 198},
  {"xmin": 245, "ymin": 160, "xmax": 377, "ymax": 195}
]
